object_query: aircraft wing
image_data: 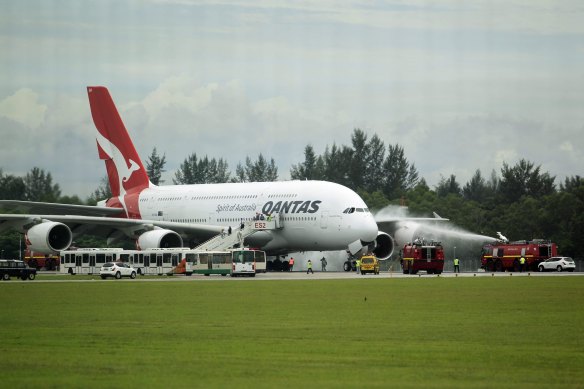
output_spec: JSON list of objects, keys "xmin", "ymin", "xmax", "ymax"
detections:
[
  {"xmin": 0, "ymin": 200, "xmax": 122, "ymax": 217},
  {"xmin": 0, "ymin": 213, "xmax": 222, "ymax": 241}
]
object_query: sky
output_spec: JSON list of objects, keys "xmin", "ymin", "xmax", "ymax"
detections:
[{"xmin": 0, "ymin": 0, "xmax": 583, "ymax": 198}]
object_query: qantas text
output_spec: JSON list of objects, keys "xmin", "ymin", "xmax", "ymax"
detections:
[
  {"xmin": 262, "ymin": 200, "xmax": 321, "ymax": 214},
  {"xmin": 215, "ymin": 200, "xmax": 322, "ymax": 214}
]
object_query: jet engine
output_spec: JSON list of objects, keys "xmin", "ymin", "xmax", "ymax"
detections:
[
  {"xmin": 371, "ymin": 231, "xmax": 394, "ymax": 260},
  {"xmin": 137, "ymin": 229, "xmax": 183, "ymax": 249},
  {"xmin": 27, "ymin": 222, "xmax": 73, "ymax": 253}
]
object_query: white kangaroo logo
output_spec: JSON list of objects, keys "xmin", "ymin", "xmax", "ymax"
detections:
[{"xmin": 95, "ymin": 131, "xmax": 141, "ymax": 216}]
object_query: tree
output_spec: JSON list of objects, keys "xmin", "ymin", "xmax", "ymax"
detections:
[
  {"xmin": 560, "ymin": 175, "xmax": 583, "ymax": 193},
  {"xmin": 357, "ymin": 190, "xmax": 390, "ymax": 212},
  {"xmin": 362, "ymin": 134, "xmax": 386, "ymax": 193},
  {"xmin": 234, "ymin": 154, "xmax": 278, "ymax": 182},
  {"xmin": 499, "ymin": 159, "xmax": 555, "ymax": 203},
  {"xmin": 322, "ymin": 144, "xmax": 353, "ymax": 186},
  {"xmin": 23, "ymin": 167, "xmax": 61, "ymax": 202},
  {"xmin": 174, "ymin": 153, "xmax": 231, "ymax": 184},
  {"xmin": 87, "ymin": 176, "xmax": 112, "ymax": 205},
  {"xmin": 349, "ymin": 129, "xmax": 368, "ymax": 190},
  {"xmin": 381, "ymin": 144, "xmax": 419, "ymax": 199},
  {"xmin": 435, "ymin": 174, "xmax": 461, "ymax": 197},
  {"xmin": 0, "ymin": 169, "xmax": 26, "ymax": 200},
  {"xmin": 462, "ymin": 170, "xmax": 488, "ymax": 202},
  {"xmin": 290, "ymin": 145, "xmax": 324, "ymax": 180},
  {"xmin": 146, "ymin": 147, "xmax": 167, "ymax": 185}
]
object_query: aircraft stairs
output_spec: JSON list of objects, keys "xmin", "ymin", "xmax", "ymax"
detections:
[{"xmin": 194, "ymin": 217, "xmax": 282, "ymax": 251}]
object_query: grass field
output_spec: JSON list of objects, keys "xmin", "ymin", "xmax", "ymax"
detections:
[{"xmin": 1, "ymin": 276, "xmax": 583, "ymax": 388}]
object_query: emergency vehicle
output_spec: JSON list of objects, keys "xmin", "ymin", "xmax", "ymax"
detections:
[
  {"xmin": 24, "ymin": 249, "xmax": 60, "ymax": 270},
  {"xmin": 400, "ymin": 238, "xmax": 445, "ymax": 274},
  {"xmin": 481, "ymin": 239, "xmax": 557, "ymax": 272}
]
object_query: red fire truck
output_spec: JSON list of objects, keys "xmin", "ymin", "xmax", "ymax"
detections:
[
  {"xmin": 400, "ymin": 238, "xmax": 445, "ymax": 274},
  {"xmin": 481, "ymin": 239, "xmax": 557, "ymax": 272}
]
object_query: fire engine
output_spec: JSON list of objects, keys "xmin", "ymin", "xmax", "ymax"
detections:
[
  {"xmin": 400, "ymin": 238, "xmax": 445, "ymax": 274},
  {"xmin": 481, "ymin": 239, "xmax": 557, "ymax": 272},
  {"xmin": 24, "ymin": 249, "xmax": 60, "ymax": 270}
]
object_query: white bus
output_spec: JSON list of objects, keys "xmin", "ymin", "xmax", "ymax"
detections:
[
  {"xmin": 59, "ymin": 247, "xmax": 267, "ymax": 277},
  {"xmin": 129, "ymin": 248, "xmax": 184, "ymax": 275},
  {"xmin": 60, "ymin": 248, "xmax": 128, "ymax": 275}
]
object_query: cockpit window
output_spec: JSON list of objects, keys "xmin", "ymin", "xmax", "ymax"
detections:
[{"xmin": 343, "ymin": 207, "xmax": 370, "ymax": 214}]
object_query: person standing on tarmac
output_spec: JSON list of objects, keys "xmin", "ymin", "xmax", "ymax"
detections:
[
  {"xmin": 356, "ymin": 257, "xmax": 361, "ymax": 274},
  {"xmin": 454, "ymin": 257, "xmax": 460, "ymax": 273},
  {"xmin": 520, "ymin": 255, "xmax": 526, "ymax": 272},
  {"xmin": 289, "ymin": 257, "xmax": 295, "ymax": 272},
  {"xmin": 320, "ymin": 256, "xmax": 327, "ymax": 271},
  {"xmin": 306, "ymin": 259, "xmax": 313, "ymax": 274}
]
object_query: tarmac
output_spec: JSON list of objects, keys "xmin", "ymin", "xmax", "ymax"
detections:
[{"xmin": 16, "ymin": 270, "xmax": 584, "ymax": 283}]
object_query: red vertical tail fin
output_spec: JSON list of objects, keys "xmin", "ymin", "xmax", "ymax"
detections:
[{"xmin": 87, "ymin": 86, "xmax": 151, "ymax": 197}]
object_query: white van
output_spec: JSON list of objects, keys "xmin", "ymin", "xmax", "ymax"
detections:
[{"xmin": 230, "ymin": 249, "xmax": 256, "ymax": 277}]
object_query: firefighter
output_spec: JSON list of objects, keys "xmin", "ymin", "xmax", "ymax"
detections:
[
  {"xmin": 356, "ymin": 257, "xmax": 361, "ymax": 274},
  {"xmin": 520, "ymin": 255, "xmax": 526, "ymax": 272},
  {"xmin": 454, "ymin": 257, "xmax": 460, "ymax": 273}
]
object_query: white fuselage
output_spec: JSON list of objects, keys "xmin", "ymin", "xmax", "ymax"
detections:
[{"xmin": 136, "ymin": 180, "xmax": 378, "ymax": 253}]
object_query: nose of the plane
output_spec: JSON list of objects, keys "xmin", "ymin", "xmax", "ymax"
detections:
[{"xmin": 361, "ymin": 213, "xmax": 379, "ymax": 242}]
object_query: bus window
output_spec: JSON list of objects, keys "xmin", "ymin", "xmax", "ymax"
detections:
[
  {"xmin": 96, "ymin": 254, "xmax": 106, "ymax": 264},
  {"xmin": 199, "ymin": 254, "xmax": 208, "ymax": 265},
  {"xmin": 217, "ymin": 253, "xmax": 231, "ymax": 264},
  {"xmin": 186, "ymin": 253, "xmax": 197, "ymax": 265}
]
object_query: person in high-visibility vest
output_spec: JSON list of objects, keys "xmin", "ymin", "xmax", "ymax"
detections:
[
  {"xmin": 356, "ymin": 258, "xmax": 361, "ymax": 274},
  {"xmin": 289, "ymin": 257, "xmax": 295, "ymax": 272},
  {"xmin": 306, "ymin": 259, "xmax": 313, "ymax": 274},
  {"xmin": 520, "ymin": 256, "xmax": 526, "ymax": 272},
  {"xmin": 454, "ymin": 257, "xmax": 460, "ymax": 273}
]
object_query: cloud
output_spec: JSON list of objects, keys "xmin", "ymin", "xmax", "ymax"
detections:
[{"xmin": 0, "ymin": 88, "xmax": 47, "ymax": 129}]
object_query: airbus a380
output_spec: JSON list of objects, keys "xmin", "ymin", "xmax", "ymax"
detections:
[{"xmin": 0, "ymin": 86, "xmax": 394, "ymax": 259}]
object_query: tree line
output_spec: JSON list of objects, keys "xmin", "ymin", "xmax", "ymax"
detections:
[{"xmin": 1, "ymin": 128, "xmax": 583, "ymax": 259}]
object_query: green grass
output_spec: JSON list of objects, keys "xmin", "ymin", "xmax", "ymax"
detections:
[{"xmin": 1, "ymin": 277, "xmax": 583, "ymax": 388}]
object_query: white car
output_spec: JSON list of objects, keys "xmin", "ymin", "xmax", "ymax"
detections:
[
  {"xmin": 538, "ymin": 257, "xmax": 576, "ymax": 272},
  {"xmin": 100, "ymin": 262, "xmax": 137, "ymax": 279}
]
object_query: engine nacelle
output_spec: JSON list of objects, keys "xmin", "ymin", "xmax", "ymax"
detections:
[
  {"xmin": 372, "ymin": 231, "xmax": 394, "ymax": 260},
  {"xmin": 137, "ymin": 229, "xmax": 183, "ymax": 249},
  {"xmin": 27, "ymin": 222, "xmax": 73, "ymax": 253},
  {"xmin": 393, "ymin": 222, "xmax": 422, "ymax": 249}
]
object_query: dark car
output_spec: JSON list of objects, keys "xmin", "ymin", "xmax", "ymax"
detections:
[{"xmin": 0, "ymin": 259, "xmax": 37, "ymax": 281}]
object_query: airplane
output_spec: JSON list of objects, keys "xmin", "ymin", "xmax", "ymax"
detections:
[{"xmin": 0, "ymin": 86, "xmax": 395, "ymax": 259}]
